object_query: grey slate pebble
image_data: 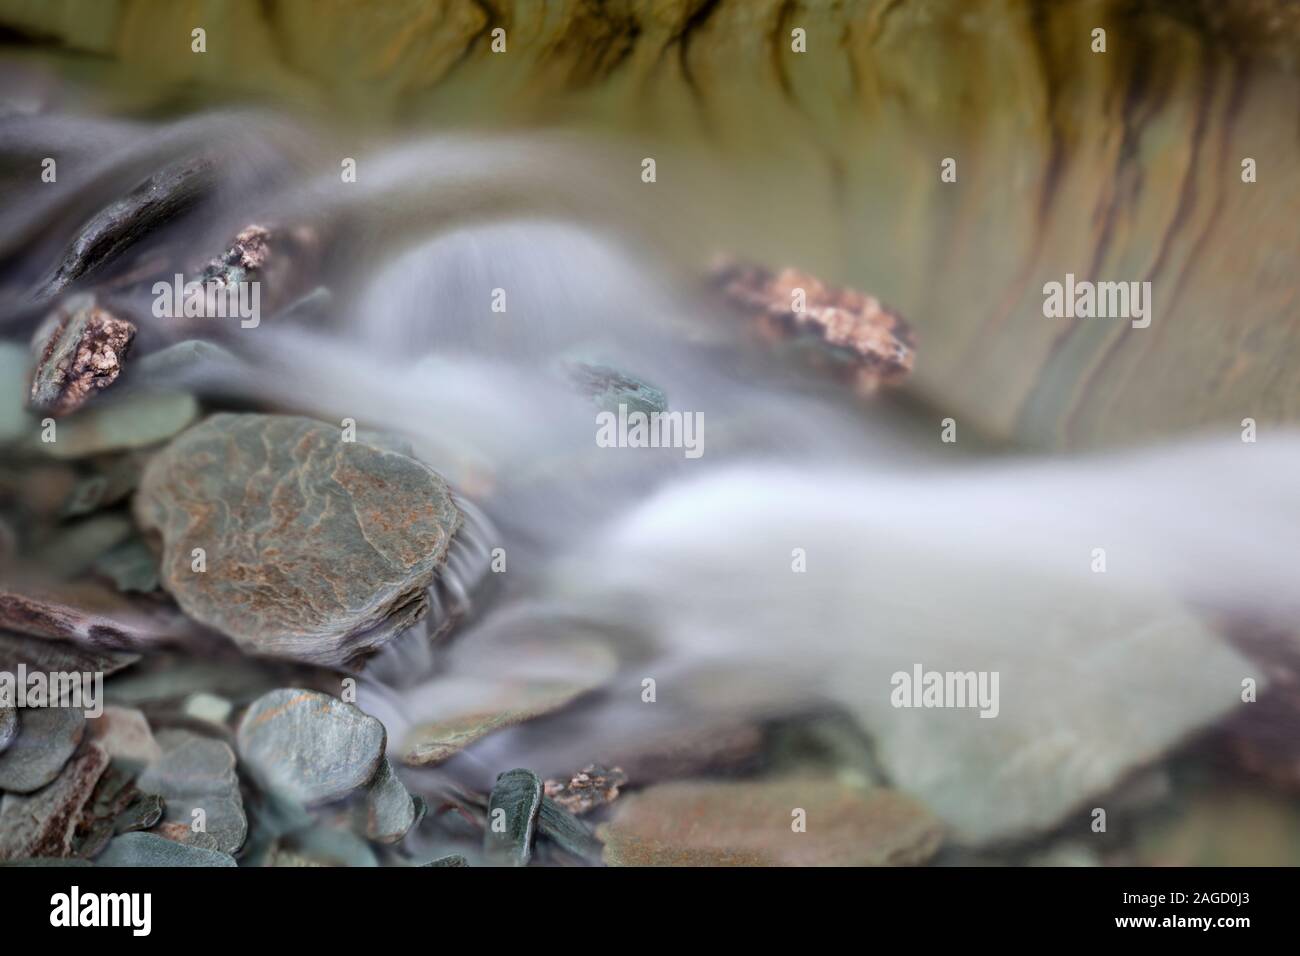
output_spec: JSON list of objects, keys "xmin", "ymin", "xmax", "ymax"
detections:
[{"xmin": 236, "ymin": 688, "xmax": 385, "ymax": 806}]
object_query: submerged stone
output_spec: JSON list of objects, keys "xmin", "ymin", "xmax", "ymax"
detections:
[
  {"xmin": 401, "ymin": 638, "xmax": 615, "ymax": 767},
  {"xmin": 236, "ymin": 688, "xmax": 385, "ymax": 806},
  {"xmin": 599, "ymin": 777, "xmax": 943, "ymax": 867},
  {"xmin": 484, "ymin": 768, "xmax": 543, "ymax": 867},
  {"xmin": 422, "ymin": 853, "xmax": 468, "ymax": 867},
  {"xmin": 137, "ymin": 728, "xmax": 246, "ymax": 855},
  {"xmin": 566, "ymin": 362, "xmax": 667, "ymax": 417},
  {"xmin": 135, "ymin": 413, "xmax": 462, "ymax": 665}
]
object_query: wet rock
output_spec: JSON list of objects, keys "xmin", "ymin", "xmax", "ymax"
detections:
[
  {"xmin": 1130, "ymin": 784, "xmax": 1300, "ymax": 867},
  {"xmin": 96, "ymin": 830, "xmax": 236, "ymax": 867},
  {"xmin": 35, "ymin": 390, "xmax": 198, "ymax": 460},
  {"xmin": 92, "ymin": 537, "xmax": 160, "ymax": 593},
  {"xmin": 132, "ymin": 339, "xmax": 242, "ymax": 385},
  {"xmin": 0, "ymin": 705, "xmax": 86, "ymax": 794},
  {"xmin": 71, "ymin": 762, "xmax": 157, "ymax": 858},
  {"xmin": 484, "ymin": 768, "xmax": 543, "ymax": 867},
  {"xmin": 182, "ymin": 692, "xmax": 232, "ymax": 727},
  {"xmin": 28, "ymin": 296, "xmax": 135, "ymax": 416},
  {"xmin": 0, "ymin": 343, "xmax": 30, "ymax": 444},
  {"xmin": 236, "ymin": 688, "xmax": 385, "ymax": 806},
  {"xmin": 268, "ymin": 825, "xmax": 378, "ymax": 867},
  {"xmin": 0, "ymin": 705, "xmax": 15, "ymax": 755},
  {"xmin": 137, "ymin": 728, "xmax": 246, "ymax": 855},
  {"xmin": 352, "ymin": 758, "xmax": 416, "ymax": 845},
  {"xmin": 711, "ymin": 259, "xmax": 916, "ymax": 396},
  {"xmin": 422, "ymin": 853, "xmax": 468, "ymax": 867},
  {"xmin": 0, "ymin": 743, "xmax": 109, "ymax": 860},
  {"xmin": 401, "ymin": 638, "xmax": 616, "ymax": 767},
  {"xmin": 86, "ymin": 705, "xmax": 161, "ymax": 769},
  {"xmin": 190, "ymin": 223, "xmax": 321, "ymax": 319},
  {"xmin": 599, "ymin": 777, "xmax": 944, "ymax": 867},
  {"xmin": 613, "ymin": 721, "xmax": 765, "ymax": 783},
  {"xmin": 0, "ymin": 627, "xmax": 138, "ymax": 677},
  {"xmin": 135, "ymin": 413, "xmax": 463, "ymax": 666},
  {"xmin": 61, "ymin": 452, "xmax": 149, "ymax": 518},
  {"xmin": 0, "ymin": 582, "xmax": 173, "ymax": 652},
  {"xmin": 544, "ymin": 764, "xmax": 626, "ymax": 816},
  {"xmin": 566, "ymin": 362, "xmax": 667, "ymax": 416},
  {"xmin": 31, "ymin": 514, "xmax": 133, "ymax": 579},
  {"xmin": 537, "ymin": 797, "xmax": 603, "ymax": 864},
  {"xmin": 37, "ymin": 156, "xmax": 215, "ymax": 303}
]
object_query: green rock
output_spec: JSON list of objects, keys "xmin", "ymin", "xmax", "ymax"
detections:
[
  {"xmin": 96, "ymin": 831, "xmax": 236, "ymax": 867},
  {"xmin": 237, "ymin": 688, "xmax": 385, "ymax": 806},
  {"xmin": 34, "ymin": 390, "xmax": 198, "ymax": 459},
  {"xmin": 422, "ymin": 854, "xmax": 468, "ymax": 867},
  {"xmin": 0, "ymin": 705, "xmax": 86, "ymax": 794},
  {"xmin": 352, "ymin": 758, "xmax": 416, "ymax": 844},
  {"xmin": 566, "ymin": 361, "xmax": 667, "ymax": 417},
  {"xmin": 137, "ymin": 728, "xmax": 247, "ymax": 855},
  {"xmin": 93, "ymin": 537, "xmax": 160, "ymax": 592},
  {"xmin": 0, "ymin": 343, "xmax": 32, "ymax": 445},
  {"xmin": 135, "ymin": 413, "xmax": 462, "ymax": 666},
  {"xmin": 484, "ymin": 768, "xmax": 543, "ymax": 867},
  {"xmin": 537, "ymin": 797, "xmax": 603, "ymax": 864}
]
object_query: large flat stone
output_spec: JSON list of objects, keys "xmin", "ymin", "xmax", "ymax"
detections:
[{"xmin": 135, "ymin": 413, "xmax": 462, "ymax": 665}]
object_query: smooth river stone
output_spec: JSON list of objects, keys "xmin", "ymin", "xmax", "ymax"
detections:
[
  {"xmin": 0, "ymin": 705, "xmax": 86, "ymax": 794},
  {"xmin": 599, "ymin": 777, "xmax": 944, "ymax": 867},
  {"xmin": 237, "ymin": 689, "xmax": 385, "ymax": 806},
  {"xmin": 351, "ymin": 758, "xmax": 416, "ymax": 844},
  {"xmin": 484, "ymin": 768, "xmax": 543, "ymax": 867},
  {"xmin": 137, "ymin": 728, "xmax": 247, "ymax": 855},
  {"xmin": 96, "ymin": 831, "xmax": 236, "ymax": 867},
  {"xmin": 135, "ymin": 413, "xmax": 462, "ymax": 665},
  {"xmin": 34, "ymin": 390, "xmax": 198, "ymax": 459}
]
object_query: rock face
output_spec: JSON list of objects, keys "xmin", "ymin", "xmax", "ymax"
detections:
[{"xmin": 135, "ymin": 414, "xmax": 462, "ymax": 665}]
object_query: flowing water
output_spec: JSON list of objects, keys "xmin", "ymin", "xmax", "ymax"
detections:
[{"xmin": 3, "ymin": 96, "xmax": 1299, "ymax": 860}]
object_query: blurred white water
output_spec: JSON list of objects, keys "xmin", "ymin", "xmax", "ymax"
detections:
[{"xmin": 11, "ymin": 118, "xmax": 1298, "ymax": 846}]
